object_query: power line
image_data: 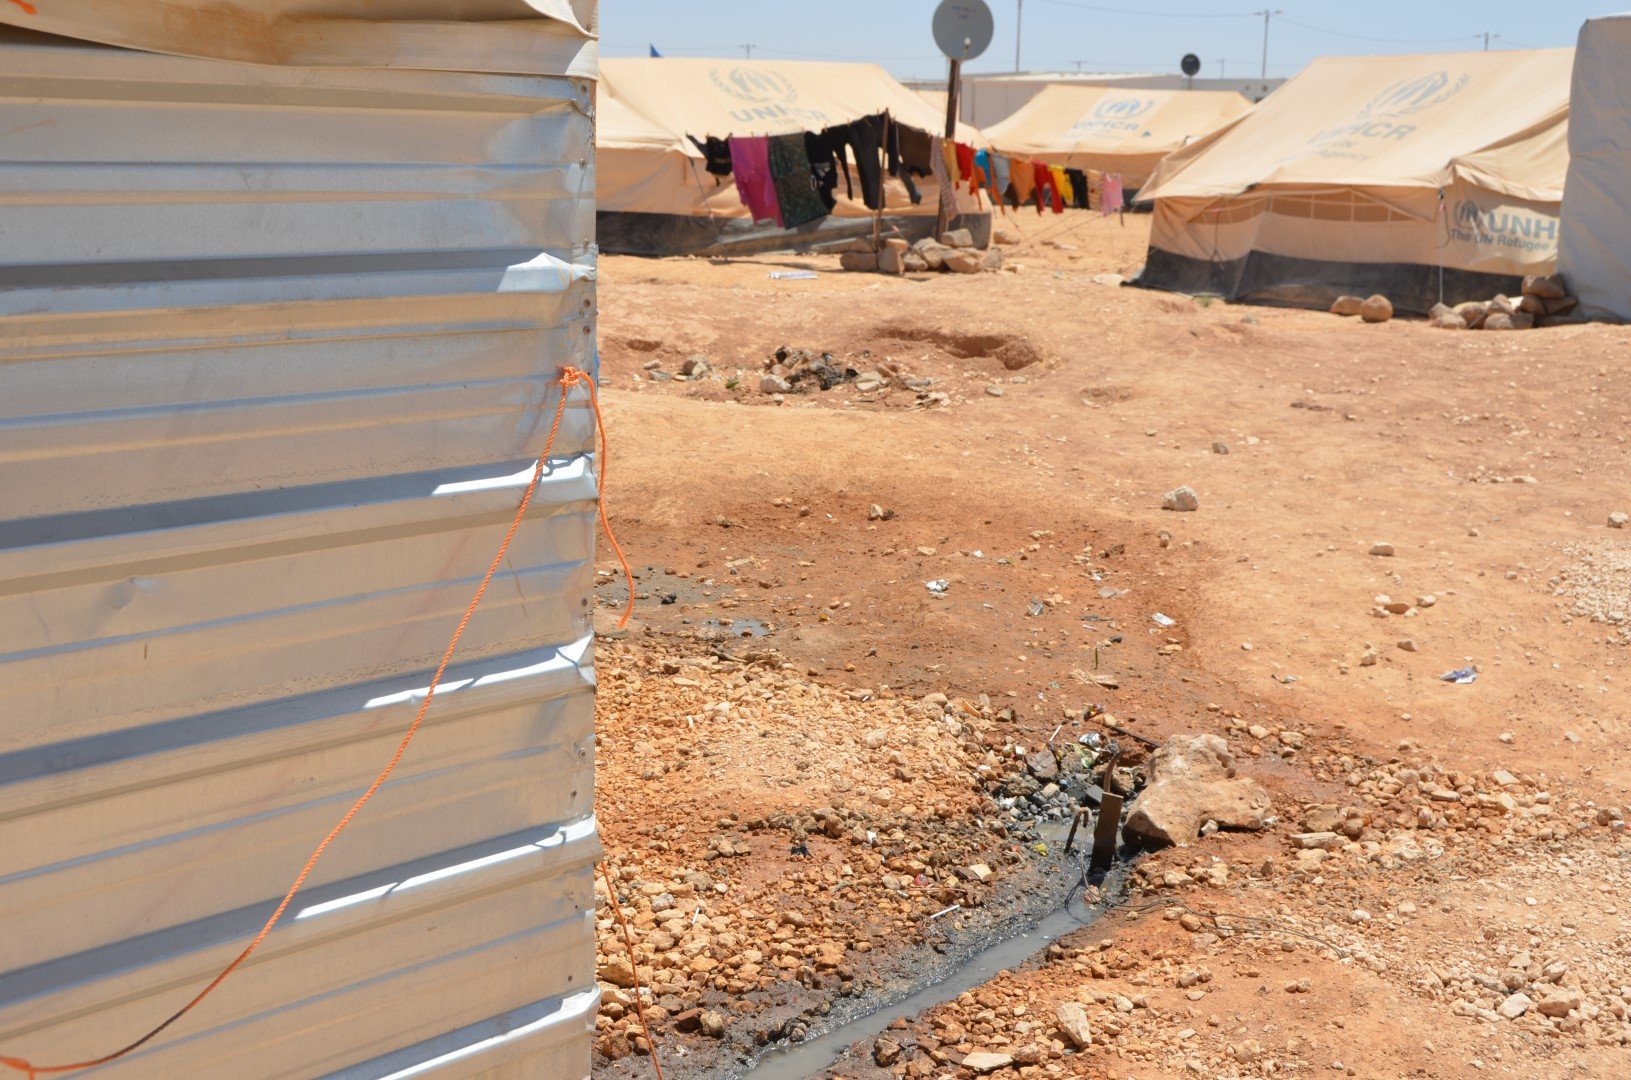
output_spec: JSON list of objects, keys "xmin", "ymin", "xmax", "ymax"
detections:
[
  {"xmin": 1276, "ymin": 17, "xmax": 1483, "ymax": 46},
  {"xmin": 1031, "ymin": 0, "xmax": 1256, "ymax": 18}
]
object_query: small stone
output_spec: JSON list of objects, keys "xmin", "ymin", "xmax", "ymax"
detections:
[
  {"xmin": 597, "ymin": 958, "xmax": 636, "ymax": 988},
  {"xmin": 1179, "ymin": 912, "xmax": 1204, "ymax": 932},
  {"xmin": 1359, "ymin": 295, "xmax": 1394, "ymax": 323},
  {"xmin": 1454, "ymin": 300, "xmax": 1490, "ymax": 328},
  {"xmin": 902, "ymin": 251, "xmax": 929, "ymax": 272},
  {"xmin": 1498, "ymin": 993, "xmax": 1533, "ymax": 1019},
  {"xmin": 1397, "ymin": 639, "xmax": 1418, "ymax": 652},
  {"xmin": 962, "ymin": 1051, "xmax": 1015, "ymax": 1073},
  {"xmin": 878, "ymin": 245, "xmax": 906, "ymax": 275},
  {"xmin": 1428, "ymin": 302, "xmax": 1467, "ymax": 330},
  {"xmin": 1055, "ymin": 1002, "xmax": 1093, "ymax": 1048},
  {"xmin": 1416, "ymin": 594, "xmax": 1437, "ymax": 608},
  {"xmin": 680, "ymin": 355, "xmax": 709, "ymax": 376},
  {"xmin": 963, "ymin": 863, "xmax": 994, "ymax": 882},
  {"xmin": 993, "ymin": 224, "xmax": 1022, "ymax": 245},
  {"xmin": 873, "ymin": 1037, "xmax": 903, "ymax": 1066},
  {"xmin": 986, "ymin": 385, "xmax": 1005, "ymax": 397},
  {"xmin": 1349, "ymin": 909, "xmax": 1371, "ymax": 924},
  {"xmin": 939, "ymin": 228, "xmax": 975, "ymax": 249},
  {"xmin": 1359, "ymin": 646, "xmax": 1379, "ymax": 667},
  {"xmin": 1212, "ymin": 441, "xmax": 1230, "ymax": 455},
  {"xmin": 761, "ymin": 373, "xmax": 791, "ymax": 395},
  {"xmin": 1163, "ymin": 486, "xmax": 1201, "ymax": 512},
  {"xmin": 1330, "ymin": 295, "xmax": 1365, "ymax": 316},
  {"xmin": 1609, "ymin": 512, "xmax": 1629, "ymax": 529},
  {"xmin": 641, "ymin": 359, "xmax": 662, "ymax": 371},
  {"xmin": 1370, "ymin": 542, "xmax": 1396, "ymax": 556},
  {"xmin": 839, "ymin": 250, "xmax": 878, "ymax": 273},
  {"xmin": 1292, "ymin": 831, "xmax": 1343, "ymax": 850},
  {"xmin": 945, "ymin": 250, "xmax": 981, "ymax": 274},
  {"xmin": 1536, "ymin": 990, "xmax": 1582, "ymax": 1018},
  {"xmin": 867, "ymin": 504, "xmax": 891, "ymax": 520},
  {"xmin": 1492, "ymin": 769, "xmax": 1519, "ymax": 786}
]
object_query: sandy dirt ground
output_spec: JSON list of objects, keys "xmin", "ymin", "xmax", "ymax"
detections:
[{"xmin": 587, "ymin": 210, "xmax": 1631, "ymax": 1080}]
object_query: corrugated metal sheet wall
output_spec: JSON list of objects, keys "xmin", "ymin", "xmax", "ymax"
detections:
[{"xmin": 0, "ymin": 26, "xmax": 601, "ymax": 1078}]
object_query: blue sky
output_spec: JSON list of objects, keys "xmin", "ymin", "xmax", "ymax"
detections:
[{"xmin": 600, "ymin": 1, "xmax": 1600, "ymax": 81}]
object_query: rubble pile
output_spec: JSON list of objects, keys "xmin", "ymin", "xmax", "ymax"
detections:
[{"xmin": 840, "ymin": 228, "xmax": 1007, "ymax": 276}]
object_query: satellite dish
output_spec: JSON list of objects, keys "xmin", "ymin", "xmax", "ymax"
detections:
[
  {"xmin": 1181, "ymin": 53, "xmax": 1202, "ymax": 77},
  {"xmin": 933, "ymin": 0, "xmax": 995, "ymax": 62}
]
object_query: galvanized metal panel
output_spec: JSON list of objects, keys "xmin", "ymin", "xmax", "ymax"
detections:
[{"xmin": 0, "ymin": 26, "xmax": 600, "ymax": 1079}]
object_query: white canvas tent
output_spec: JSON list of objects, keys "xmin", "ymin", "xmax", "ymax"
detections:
[
  {"xmin": 983, "ymin": 86, "xmax": 1251, "ymax": 188},
  {"xmin": 597, "ymin": 58, "xmax": 989, "ymax": 255},
  {"xmin": 1557, "ymin": 15, "xmax": 1631, "ymax": 321},
  {"xmin": 1134, "ymin": 49, "xmax": 1573, "ymax": 313}
]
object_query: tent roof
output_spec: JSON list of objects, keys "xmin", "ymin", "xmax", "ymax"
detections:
[
  {"xmin": 599, "ymin": 94, "xmax": 691, "ymax": 154},
  {"xmin": 599, "ymin": 58, "xmax": 981, "ymax": 152},
  {"xmin": 983, "ymin": 85, "xmax": 1251, "ymax": 161},
  {"xmin": 0, "ymin": 1, "xmax": 596, "ymax": 76},
  {"xmin": 1139, "ymin": 48, "xmax": 1574, "ymax": 202}
]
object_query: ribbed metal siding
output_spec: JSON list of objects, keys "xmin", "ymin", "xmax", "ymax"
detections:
[{"xmin": 0, "ymin": 29, "xmax": 600, "ymax": 1078}]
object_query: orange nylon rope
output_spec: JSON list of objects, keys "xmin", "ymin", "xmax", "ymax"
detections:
[
  {"xmin": 1, "ymin": 366, "xmax": 631, "ymax": 1077},
  {"xmin": 598, "ymin": 863, "xmax": 666, "ymax": 1080},
  {"xmin": 5, "ymin": 1, "xmax": 38, "ymax": 16}
]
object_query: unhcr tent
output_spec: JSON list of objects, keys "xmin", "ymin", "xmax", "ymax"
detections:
[
  {"xmin": 597, "ymin": 58, "xmax": 989, "ymax": 255},
  {"xmin": 1134, "ymin": 49, "xmax": 1573, "ymax": 313},
  {"xmin": 1558, "ymin": 15, "xmax": 1631, "ymax": 321},
  {"xmin": 983, "ymin": 86, "xmax": 1251, "ymax": 188}
]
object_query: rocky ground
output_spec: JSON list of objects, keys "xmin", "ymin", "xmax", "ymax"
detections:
[{"xmin": 587, "ymin": 209, "xmax": 1631, "ymax": 1079}]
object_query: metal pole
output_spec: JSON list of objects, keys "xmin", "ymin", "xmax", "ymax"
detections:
[
  {"xmin": 741, "ymin": 43, "xmax": 754, "ymax": 60},
  {"xmin": 1483, "ymin": 31, "xmax": 1490, "ymax": 51},
  {"xmin": 1259, "ymin": 10, "xmax": 1271, "ymax": 79},
  {"xmin": 936, "ymin": 56, "xmax": 962, "ymax": 238},
  {"xmin": 1015, "ymin": 0, "xmax": 1023, "ymax": 73}
]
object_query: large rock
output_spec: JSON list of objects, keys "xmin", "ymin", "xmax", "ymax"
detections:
[
  {"xmin": 980, "ymin": 247, "xmax": 1004, "ymax": 271},
  {"xmin": 845, "ymin": 237, "xmax": 876, "ymax": 254},
  {"xmin": 940, "ymin": 228, "xmax": 975, "ymax": 249},
  {"xmin": 761, "ymin": 373, "xmax": 792, "ymax": 395},
  {"xmin": 993, "ymin": 223, "xmax": 1022, "ymax": 246},
  {"xmin": 839, "ymin": 250, "xmax": 878, "ymax": 273},
  {"xmin": 1055, "ymin": 1003, "xmax": 1093, "ymax": 1048},
  {"xmin": 1537, "ymin": 990, "xmax": 1582, "ymax": 1018},
  {"xmin": 1545, "ymin": 294, "xmax": 1578, "ymax": 317},
  {"xmin": 945, "ymin": 250, "xmax": 981, "ymax": 274},
  {"xmin": 1454, "ymin": 300, "xmax": 1490, "ymax": 328},
  {"xmin": 1490, "ymin": 293, "xmax": 1517, "ymax": 316},
  {"xmin": 1517, "ymin": 293, "xmax": 1547, "ymax": 316},
  {"xmin": 1522, "ymin": 273, "xmax": 1566, "ymax": 300},
  {"xmin": 902, "ymin": 252, "xmax": 930, "ymax": 273},
  {"xmin": 1428, "ymin": 303, "xmax": 1467, "ymax": 330},
  {"xmin": 1359, "ymin": 294, "xmax": 1394, "ymax": 323},
  {"xmin": 878, "ymin": 245, "xmax": 906, "ymax": 275},
  {"xmin": 1329, "ymin": 295, "xmax": 1365, "ymax": 316},
  {"xmin": 1125, "ymin": 734, "xmax": 1271, "ymax": 847}
]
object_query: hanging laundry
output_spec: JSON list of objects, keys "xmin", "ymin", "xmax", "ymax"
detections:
[
  {"xmin": 1101, "ymin": 172, "xmax": 1125, "ymax": 217},
  {"xmin": 1066, "ymin": 168, "xmax": 1091, "ymax": 210},
  {"xmin": 845, "ymin": 113, "xmax": 910, "ymax": 211},
  {"xmin": 688, "ymin": 136, "xmax": 733, "ymax": 178},
  {"xmin": 941, "ymin": 137, "xmax": 962, "ymax": 188},
  {"xmin": 1034, "ymin": 162, "xmax": 1063, "ymax": 214},
  {"xmin": 804, "ymin": 132, "xmax": 839, "ymax": 210},
  {"xmin": 990, "ymin": 154, "xmax": 1012, "ymax": 207},
  {"xmin": 769, "ymin": 133, "xmax": 827, "ymax": 228},
  {"xmin": 1049, "ymin": 166, "xmax": 1074, "ymax": 209},
  {"xmin": 729, "ymin": 136, "xmax": 780, "ymax": 224},
  {"xmin": 1009, "ymin": 158, "xmax": 1036, "ymax": 208},
  {"xmin": 898, "ymin": 125, "xmax": 934, "ymax": 179},
  {"xmin": 955, "ymin": 143, "xmax": 976, "ymax": 193},
  {"xmin": 809, "ymin": 126, "xmax": 854, "ymax": 205},
  {"xmin": 931, "ymin": 134, "xmax": 959, "ymax": 222}
]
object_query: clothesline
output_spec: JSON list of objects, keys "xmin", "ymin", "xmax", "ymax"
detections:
[{"xmin": 685, "ymin": 111, "xmax": 1125, "ymax": 228}]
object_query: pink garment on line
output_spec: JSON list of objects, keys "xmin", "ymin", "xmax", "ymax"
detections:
[
  {"xmin": 1101, "ymin": 173, "xmax": 1124, "ymax": 217},
  {"xmin": 729, "ymin": 135, "xmax": 781, "ymax": 225}
]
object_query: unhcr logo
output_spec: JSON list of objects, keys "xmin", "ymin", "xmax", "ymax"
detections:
[
  {"xmin": 1094, "ymin": 97, "xmax": 1155, "ymax": 120},
  {"xmin": 710, "ymin": 67, "xmax": 800, "ymax": 106},
  {"xmin": 1358, "ymin": 71, "xmax": 1470, "ymax": 118},
  {"xmin": 1450, "ymin": 200, "xmax": 1558, "ymax": 252},
  {"xmin": 710, "ymin": 66, "xmax": 832, "ymax": 128}
]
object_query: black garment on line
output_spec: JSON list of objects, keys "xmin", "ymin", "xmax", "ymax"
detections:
[
  {"xmin": 844, "ymin": 113, "xmax": 920, "ymax": 210},
  {"xmin": 805, "ymin": 129, "xmax": 848, "ymax": 210},
  {"xmin": 689, "ymin": 135, "xmax": 733, "ymax": 177},
  {"xmin": 1066, "ymin": 168, "xmax": 1091, "ymax": 210}
]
